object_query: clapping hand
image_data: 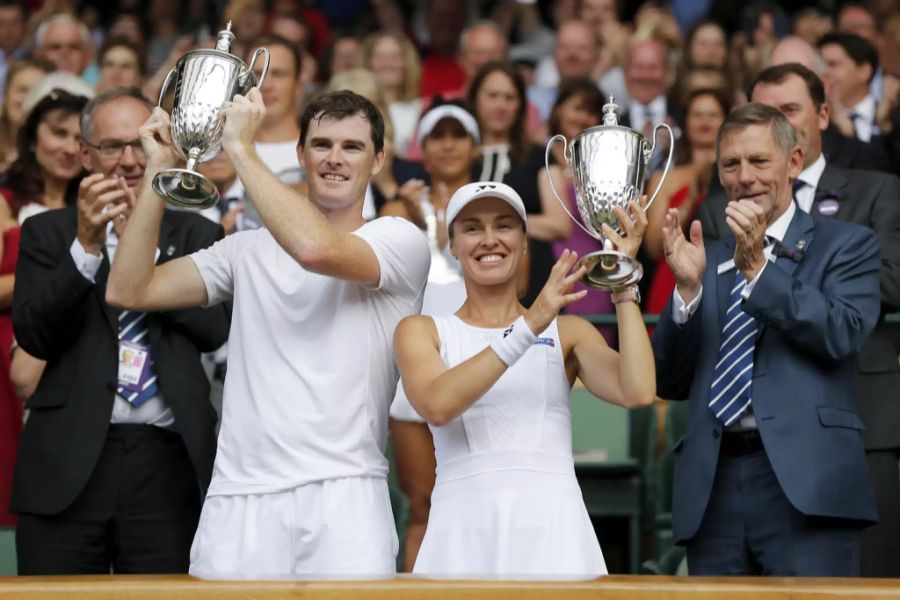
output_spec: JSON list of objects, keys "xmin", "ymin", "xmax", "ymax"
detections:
[
  {"xmin": 76, "ymin": 174, "xmax": 132, "ymax": 256},
  {"xmin": 661, "ymin": 208, "xmax": 706, "ymax": 303},
  {"xmin": 724, "ymin": 199, "xmax": 767, "ymax": 280}
]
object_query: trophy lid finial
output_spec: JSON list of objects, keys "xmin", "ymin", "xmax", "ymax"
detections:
[
  {"xmin": 215, "ymin": 22, "xmax": 236, "ymax": 52},
  {"xmin": 602, "ymin": 96, "xmax": 619, "ymax": 126}
]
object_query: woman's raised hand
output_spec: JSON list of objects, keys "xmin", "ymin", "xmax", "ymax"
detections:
[{"xmin": 524, "ymin": 249, "xmax": 587, "ymax": 334}]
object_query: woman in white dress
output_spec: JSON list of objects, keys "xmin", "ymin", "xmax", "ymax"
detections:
[{"xmin": 393, "ymin": 181, "xmax": 656, "ymax": 577}]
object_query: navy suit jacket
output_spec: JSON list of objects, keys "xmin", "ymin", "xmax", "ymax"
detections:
[{"xmin": 652, "ymin": 208, "xmax": 880, "ymax": 543}]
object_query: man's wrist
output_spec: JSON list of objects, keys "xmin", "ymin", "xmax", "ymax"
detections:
[
  {"xmin": 77, "ymin": 235, "xmax": 103, "ymax": 257},
  {"xmin": 677, "ymin": 283, "xmax": 700, "ymax": 304},
  {"xmin": 612, "ymin": 285, "xmax": 640, "ymax": 305}
]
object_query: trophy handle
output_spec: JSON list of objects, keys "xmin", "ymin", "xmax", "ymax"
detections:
[
  {"xmin": 246, "ymin": 47, "xmax": 270, "ymax": 89},
  {"xmin": 545, "ymin": 134, "xmax": 599, "ymax": 241},
  {"xmin": 644, "ymin": 123, "xmax": 675, "ymax": 212},
  {"xmin": 157, "ymin": 67, "xmax": 176, "ymax": 106}
]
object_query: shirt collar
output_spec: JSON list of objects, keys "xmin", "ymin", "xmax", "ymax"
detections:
[
  {"xmin": 629, "ymin": 96, "xmax": 666, "ymax": 120},
  {"xmin": 797, "ymin": 153, "xmax": 826, "ymax": 190},
  {"xmin": 851, "ymin": 94, "xmax": 877, "ymax": 123},
  {"xmin": 765, "ymin": 198, "xmax": 796, "ymax": 244}
]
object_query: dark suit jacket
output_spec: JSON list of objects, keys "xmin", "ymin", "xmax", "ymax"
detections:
[
  {"xmin": 696, "ymin": 164, "xmax": 900, "ymax": 451},
  {"xmin": 653, "ymin": 209, "xmax": 880, "ymax": 542},
  {"xmin": 10, "ymin": 207, "xmax": 230, "ymax": 516},
  {"xmin": 822, "ymin": 126, "xmax": 893, "ymax": 174}
]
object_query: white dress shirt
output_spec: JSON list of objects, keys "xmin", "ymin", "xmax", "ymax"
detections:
[
  {"xmin": 848, "ymin": 94, "xmax": 878, "ymax": 142},
  {"xmin": 70, "ymin": 227, "xmax": 173, "ymax": 427},
  {"xmin": 793, "ymin": 154, "xmax": 826, "ymax": 214}
]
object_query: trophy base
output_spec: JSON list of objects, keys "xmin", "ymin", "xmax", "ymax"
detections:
[
  {"xmin": 579, "ymin": 250, "xmax": 643, "ymax": 291},
  {"xmin": 152, "ymin": 169, "xmax": 220, "ymax": 210}
]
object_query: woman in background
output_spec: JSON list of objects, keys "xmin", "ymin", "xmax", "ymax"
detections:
[
  {"xmin": 644, "ymin": 87, "xmax": 730, "ymax": 313},
  {"xmin": 362, "ymin": 31, "xmax": 423, "ymax": 157},
  {"xmin": 546, "ymin": 78, "xmax": 615, "ymax": 339},
  {"xmin": 380, "ymin": 100, "xmax": 478, "ymax": 570},
  {"xmin": 467, "ymin": 61, "xmax": 570, "ymax": 307},
  {"xmin": 0, "ymin": 89, "xmax": 88, "ymax": 528},
  {"xmin": 0, "ymin": 59, "xmax": 54, "ymax": 170}
]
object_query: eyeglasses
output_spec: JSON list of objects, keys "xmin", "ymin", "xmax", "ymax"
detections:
[{"xmin": 84, "ymin": 139, "xmax": 145, "ymax": 161}]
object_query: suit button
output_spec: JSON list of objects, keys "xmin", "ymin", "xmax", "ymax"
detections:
[{"xmin": 712, "ymin": 429, "xmax": 720, "ymax": 439}]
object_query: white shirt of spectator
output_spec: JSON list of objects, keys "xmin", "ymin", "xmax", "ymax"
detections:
[
  {"xmin": 793, "ymin": 153, "xmax": 826, "ymax": 214},
  {"xmin": 848, "ymin": 94, "xmax": 877, "ymax": 142},
  {"xmin": 189, "ymin": 217, "xmax": 429, "ymax": 496}
]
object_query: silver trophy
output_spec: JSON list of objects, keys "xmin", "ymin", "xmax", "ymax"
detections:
[
  {"xmin": 152, "ymin": 22, "xmax": 269, "ymax": 209},
  {"xmin": 546, "ymin": 97, "xmax": 674, "ymax": 290}
]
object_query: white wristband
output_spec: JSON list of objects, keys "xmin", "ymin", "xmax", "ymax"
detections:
[{"xmin": 489, "ymin": 316, "xmax": 537, "ymax": 367}]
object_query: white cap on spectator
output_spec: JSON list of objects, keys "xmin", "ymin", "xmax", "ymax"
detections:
[
  {"xmin": 445, "ymin": 181, "xmax": 527, "ymax": 235},
  {"xmin": 22, "ymin": 73, "xmax": 95, "ymax": 118},
  {"xmin": 417, "ymin": 104, "xmax": 480, "ymax": 148}
]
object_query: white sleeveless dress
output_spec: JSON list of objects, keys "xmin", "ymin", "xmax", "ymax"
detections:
[{"xmin": 412, "ymin": 316, "xmax": 607, "ymax": 578}]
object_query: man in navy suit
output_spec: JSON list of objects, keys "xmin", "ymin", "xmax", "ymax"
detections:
[{"xmin": 653, "ymin": 102, "xmax": 880, "ymax": 576}]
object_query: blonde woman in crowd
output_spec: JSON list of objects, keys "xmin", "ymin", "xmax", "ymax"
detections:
[
  {"xmin": 0, "ymin": 60, "xmax": 53, "ymax": 170},
  {"xmin": 362, "ymin": 31, "xmax": 423, "ymax": 157}
]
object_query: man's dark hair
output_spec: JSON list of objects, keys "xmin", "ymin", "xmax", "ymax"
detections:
[
  {"xmin": 750, "ymin": 63, "xmax": 826, "ymax": 109},
  {"xmin": 247, "ymin": 33, "xmax": 302, "ymax": 79},
  {"xmin": 817, "ymin": 32, "xmax": 879, "ymax": 83},
  {"xmin": 299, "ymin": 90, "xmax": 385, "ymax": 154}
]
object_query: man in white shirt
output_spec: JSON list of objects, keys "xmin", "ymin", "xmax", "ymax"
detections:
[{"xmin": 107, "ymin": 89, "xmax": 430, "ymax": 577}]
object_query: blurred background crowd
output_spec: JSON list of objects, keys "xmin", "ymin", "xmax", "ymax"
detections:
[{"xmin": 0, "ymin": 0, "xmax": 899, "ymax": 577}]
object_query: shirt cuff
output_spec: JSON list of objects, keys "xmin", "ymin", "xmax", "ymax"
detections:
[
  {"xmin": 740, "ymin": 262, "xmax": 767, "ymax": 300},
  {"xmin": 672, "ymin": 285, "xmax": 703, "ymax": 325},
  {"xmin": 69, "ymin": 238, "xmax": 103, "ymax": 283}
]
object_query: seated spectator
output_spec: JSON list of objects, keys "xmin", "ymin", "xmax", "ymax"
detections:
[
  {"xmin": 0, "ymin": 59, "xmax": 53, "ymax": 170},
  {"xmin": 33, "ymin": 14, "xmax": 92, "ymax": 77},
  {"xmin": 362, "ymin": 31, "xmax": 423, "ymax": 157},
  {"xmin": 95, "ymin": 37, "xmax": 144, "ymax": 94}
]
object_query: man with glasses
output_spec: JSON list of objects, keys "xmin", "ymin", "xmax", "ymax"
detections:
[{"xmin": 10, "ymin": 87, "xmax": 230, "ymax": 574}]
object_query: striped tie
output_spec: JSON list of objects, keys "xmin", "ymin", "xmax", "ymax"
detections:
[
  {"xmin": 708, "ymin": 269, "xmax": 757, "ymax": 426},
  {"xmin": 117, "ymin": 310, "xmax": 158, "ymax": 407}
]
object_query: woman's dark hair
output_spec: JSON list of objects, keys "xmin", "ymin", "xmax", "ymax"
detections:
[
  {"xmin": 466, "ymin": 61, "xmax": 528, "ymax": 165},
  {"xmin": 675, "ymin": 87, "xmax": 732, "ymax": 166},
  {"xmin": 547, "ymin": 78, "xmax": 606, "ymax": 138},
  {"xmin": 3, "ymin": 89, "xmax": 89, "ymax": 215}
]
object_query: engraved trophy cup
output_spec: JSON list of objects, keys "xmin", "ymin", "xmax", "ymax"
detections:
[
  {"xmin": 152, "ymin": 22, "xmax": 269, "ymax": 209},
  {"xmin": 545, "ymin": 97, "xmax": 674, "ymax": 289}
]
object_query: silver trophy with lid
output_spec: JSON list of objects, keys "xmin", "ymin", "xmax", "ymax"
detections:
[
  {"xmin": 545, "ymin": 96, "xmax": 674, "ymax": 290},
  {"xmin": 152, "ymin": 22, "xmax": 269, "ymax": 209}
]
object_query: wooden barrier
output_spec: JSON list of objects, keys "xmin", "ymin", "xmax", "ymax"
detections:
[{"xmin": 2, "ymin": 575, "xmax": 900, "ymax": 599}]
